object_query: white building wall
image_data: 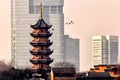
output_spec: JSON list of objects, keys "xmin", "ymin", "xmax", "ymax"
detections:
[
  {"xmin": 92, "ymin": 36, "xmax": 102, "ymax": 66},
  {"xmin": 92, "ymin": 35, "xmax": 118, "ymax": 66}
]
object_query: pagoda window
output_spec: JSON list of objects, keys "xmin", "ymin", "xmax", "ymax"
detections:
[
  {"xmin": 43, "ymin": 29, "xmax": 47, "ymax": 33},
  {"xmin": 33, "ymin": 64, "xmax": 39, "ymax": 68},
  {"xmin": 41, "ymin": 29, "xmax": 47, "ymax": 33},
  {"xmin": 43, "ymin": 47, "xmax": 48, "ymax": 50},
  {"xmin": 43, "ymin": 56, "xmax": 48, "ymax": 59},
  {"xmin": 39, "ymin": 65, "xmax": 42, "ymax": 68},
  {"xmin": 39, "ymin": 38, "xmax": 43, "ymax": 42},
  {"xmin": 41, "ymin": 65, "xmax": 43, "ymax": 68},
  {"xmin": 33, "ymin": 47, "xmax": 41, "ymax": 51},
  {"xmin": 39, "ymin": 56, "xmax": 42, "ymax": 59},
  {"xmin": 33, "ymin": 29, "xmax": 40, "ymax": 34},
  {"xmin": 32, "ymin": 55, "xmax": 40, "ymax": 60},
  {"xmin": 33, "ymin": 38, "xmax": 40, "ymax": 42},
  {"xmin": 39, "ymin": 38, "xmax": 47, "ymax": 42},
  {"xmin": 43, "ymin": 64, "xmax": 47, "ymax": 68}
]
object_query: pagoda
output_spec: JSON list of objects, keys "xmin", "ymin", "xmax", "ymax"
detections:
[{"xmin": 30, "ymin": 3, "xmax": 53, "ymax": 79}]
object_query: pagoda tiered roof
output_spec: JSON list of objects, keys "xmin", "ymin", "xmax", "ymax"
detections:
[
  {"xmin": 30, "ymin": 50, "xmax": 53, "ymax": 55},
  {"xmin": 31, "ymin": 19, "xmax": 52, "ymax": 29},
  {"xmin": 30, "ymin": 41, "xmax": 53, "ymax": 47},
  {"xmin": 30, "ymin": 32, "xmax": 52, "ymax": 38},
  {"xmin": 30, "ymin": 58, "xmax": 53, "ymax": 64}
]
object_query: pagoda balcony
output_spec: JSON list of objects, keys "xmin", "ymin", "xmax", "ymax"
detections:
[
  {"xmin": 30, "ymin": 58, "xmax": 53, "ymax": 64},
  {"xmin": 30, "ymin": 50, "xmax": 53, "ymax": 55},
  {"xmin": 30, "ymin": 41, "xmax": 53, "ymax": 47},
  {"xmin": 30, "ymin": 32, "xmax": 52, "ymax": 38}
]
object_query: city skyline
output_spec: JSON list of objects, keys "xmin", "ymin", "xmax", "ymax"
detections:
[{"xmin": 1, "ymin": 0, "xmax": 120, "ymax": 71}]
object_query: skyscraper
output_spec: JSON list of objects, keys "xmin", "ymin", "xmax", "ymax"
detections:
[
  {"xmin": 92, "ymin": 35, "xmax": 118, "ymax": 66},
  {"xmin": 64, "ymin": 35, "xmax": 80, "ymax": 72},
  {"xmin": 11, "ymin": 0, "xmax": 64, "ymax": 68}
]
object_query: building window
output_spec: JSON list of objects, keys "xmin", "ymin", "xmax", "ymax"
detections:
[
  {"xmin": 43, "ymin": 6, "xmax": 49, "ymax": 14},
  {"xmin": 35, "ymin": 6, "xmax": 49, "ymax": 14},
  {"xmin": 58, "ymin": 6, "xmax": 63, "ymax": 14},
  {"xmin": 51, "ymin": 6, "xmax": 57, "ymax": 14},
  {"xmin": 36, "ymin": 6, "xmax": 39, "ymax": 14},
  {"xmin": 29, "ymin": 0, "xmax": 34, "ymax": 14}
]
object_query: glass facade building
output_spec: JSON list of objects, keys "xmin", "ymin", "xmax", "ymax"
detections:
[
  {"xmin": 64, "ymin": 35, "xmax": 80, "ymax": 72},
  {"xmin": 92, "ymin": 36, "xmax": 118, "ymax": 66},
  {"xmin": 11, "ymin": 0, "xmax": 64, "ymax": 68}
]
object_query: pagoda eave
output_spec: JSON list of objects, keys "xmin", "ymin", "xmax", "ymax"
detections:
[
  {"xmin": 31, "ymin": 25, "xmax": 52, "ymax": 29},
  {"xmin": 30, "ymin": 50, "xmax": 53, "ymax": 56},
  {"xmin": 30, "ymin": 33, "xmax": 52, "ymax": 38},
  {"xmin": 30, "ymin": 42, "xmax": 53, "ymax": 47},
  {"xmin": 30, "ymin": 59, "xmax": 53, "ymax": 64},
  {"xmin": 30, "ymin": 19, "xmax": 52, "ymax": 29}
]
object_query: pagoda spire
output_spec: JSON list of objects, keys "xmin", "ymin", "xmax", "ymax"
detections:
[{"xmin": 40, "ymin": 3, "xmax": 43, "ymax": 19}]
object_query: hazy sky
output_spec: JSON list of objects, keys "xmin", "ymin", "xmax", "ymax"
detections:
[{"xmin": 1, "ymin": 0, "xmax": 120, "ymax": 71}]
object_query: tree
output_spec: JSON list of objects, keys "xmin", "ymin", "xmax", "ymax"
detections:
[{"xmin": 0, "ymin": 60, "xmax": 12, "ymax": 72}]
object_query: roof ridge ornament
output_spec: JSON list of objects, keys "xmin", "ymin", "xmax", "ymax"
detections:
[{"xmin": 40, "ymin": 3, "xmax": 43, "ymax": 19}]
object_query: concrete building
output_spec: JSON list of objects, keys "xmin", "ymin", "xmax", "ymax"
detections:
[
  {"xmin": 11, "ymin": 0, "xmax": 64, "ymax": 68},
  {"xmin": 92, "ymin": 35, "xmax": 118, "ymax": 66},
  {"xmin": 64, "ymin": 35, "xmax": 80, "ymax": 72}
]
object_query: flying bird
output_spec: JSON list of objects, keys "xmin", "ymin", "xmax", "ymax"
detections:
[{"xmin": 66, "ymin": 21, "xmax": 74, "ymax": 25}]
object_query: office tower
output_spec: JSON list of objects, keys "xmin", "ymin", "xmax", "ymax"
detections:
[
  {"xmin": 92, "ymin": 35, "xmax": 118, "ymax": 66},
  {"xmin": 64, "ymin": 35, "xmax": 80, "ymax": 72},
  {"xmin": 11, "ymin": 0, "xmax": 64, "ymax": 68}
]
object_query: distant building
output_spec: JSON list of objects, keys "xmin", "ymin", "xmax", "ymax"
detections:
[
  {"xmin": 50, "ymin": 67, "xmax": 76, "ymax": 80},
  {"xmin": 92, "ymin": 35, "xmax": 118, "ymax": 66},
  {"xmin": 64, "ymin": 35, "xmax": 80, "ymax": 72}
]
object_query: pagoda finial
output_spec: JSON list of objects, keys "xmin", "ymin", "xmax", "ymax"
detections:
[{"xmin": 40, "ymin": 3, "xmax": 43, "ymax": 19}]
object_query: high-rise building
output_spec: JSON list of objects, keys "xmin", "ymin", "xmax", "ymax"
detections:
[
  {"xmin": 11, "ymin": 0, "xmax": 64, "ymax": 68},
  {"xmin": 92, "ymin": 35, "xmax": 118, "ymax": 66},
  {"xmin": 64, "ymin": 35, "xmax": 80, "ymax": 72}
]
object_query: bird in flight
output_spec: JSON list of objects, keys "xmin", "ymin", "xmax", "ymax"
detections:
[{"xmin": 66, "ymin": 21, "xmax": 74, "ymax": 25}]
